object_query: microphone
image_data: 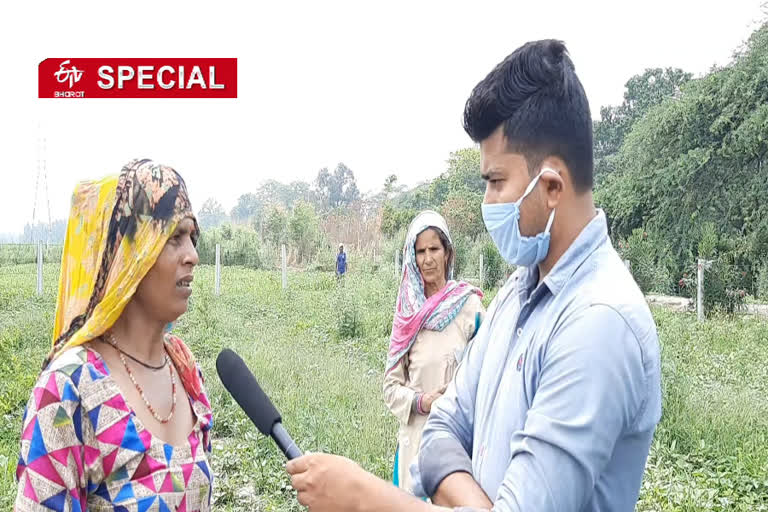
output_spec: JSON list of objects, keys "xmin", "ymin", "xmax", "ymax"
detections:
[{"xmin": 216, "ymin": 348, "xmax": 303, "ymax": 460}]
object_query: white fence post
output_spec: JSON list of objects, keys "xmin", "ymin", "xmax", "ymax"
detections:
[
  {"xmin": 281, "ymin": 244, "xmax": 288, "ymax": 290},
  {"xmin": 624, "ymin": 259, "xmax": 631, "ymax": 272},
  {"xmin": 479, "ymin": 253, "xmax": 484, "ymax": 287},
  {"xmin": 697, "ymin": 258, "xmax": 704, "ymax": 322},
  {"xmin": 215, "ymin": 244, "xmax": 221, "ymax": 296},
  {"xmin": 36, "ymin": 241, "xmax": 43, "ymax": 296},
  {"xmin": 394, "ymin": 250, "xmax": 398, "ymax": 278}
]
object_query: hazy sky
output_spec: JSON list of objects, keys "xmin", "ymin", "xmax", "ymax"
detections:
[{"xmin": 1, "ymin": 0, "xmax": 765, "ymax": 234}]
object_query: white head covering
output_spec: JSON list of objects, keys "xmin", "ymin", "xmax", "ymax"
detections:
[{"xmin": 405, "ymin": 210, "xmax": 454, "ymax": 280}]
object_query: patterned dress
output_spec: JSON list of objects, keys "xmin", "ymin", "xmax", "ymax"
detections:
[{"xmin": 15, "ymin": 341, "xmax": 214, "ymax": 511}]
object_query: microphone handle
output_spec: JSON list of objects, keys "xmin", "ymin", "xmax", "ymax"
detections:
[{"xmin": 272, "ymin": 422, "xmax": 303, "ymax": 460}]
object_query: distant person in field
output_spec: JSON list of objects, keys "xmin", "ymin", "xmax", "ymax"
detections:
[
  {"xmin": 382, "ymin": 210, "xmax": 485, "ymax": 495},
  {"xmin": 286, "ymin": 39, "xmax": 662, "ymax": 512},
  {"xmin": 15, "ymin": 159, "xmax": 214, "ymax": 511},
  {"xmin": 336, "ymin": 243, "xmax": 347, "ymax": 280}
]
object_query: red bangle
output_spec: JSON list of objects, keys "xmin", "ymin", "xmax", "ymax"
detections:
[{"xmin": 417, "ymin": 393, "xmax": 426, "ymax": 415}]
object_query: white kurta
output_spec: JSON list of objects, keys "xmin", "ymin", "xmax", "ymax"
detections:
[{"xmin": 382, "ymin": 293, "xmax": 485, "ymax": 493}]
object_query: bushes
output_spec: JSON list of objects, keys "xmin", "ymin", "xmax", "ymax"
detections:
[
  {"xmin": 337, "ymin": 302, "xmax": 364, "ymax": 340},
  {"xmin": 455, "ymin": 234, "xmax": 510, "ymax": 289},
  {"xmin": 695, "ymin": 224, "xmax": 749, "ymax": 315},
  {"xmin": 702, "ymin": 259, "xmax": 747, "ymax": 315},
  {"xmin": 310, "ymin": 244, "xmax": 338, "ymax": 273},
  {"xmin": 194, "ymin": 218, "xmax": 767, "ymax": 316},
  {"xmin": 197, "ymin": 226, "xmax": 263, "ymax": 269},
  {"xmin": 758, "ymin": 263, "xmax": 768, "ymax": 301},
  {"xmin": 617, "ymin": 224, "xmax": 759, "ymax": 314},
  {"xmin": 616, "ymin": 222, "xmax": 765, "ymax": 311},
  {"xmin": 617, "ymin": 228, "xmax": 673, "ymax": 294},
  {"xmin": 479, "ymin": 236, "xmax": 508, "ymax": 289},
  {"xmin": 380, "ymin": 228, "xmax": 407, "ymax": 275},
  {"xmin": 0, "ymin": 245, "xmax": 62, "ymax": 266},
  {"xmin": 450, "ymin": 235, "xmax": 470, "ymax": 279}
]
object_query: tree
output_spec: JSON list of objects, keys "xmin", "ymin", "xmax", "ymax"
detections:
[
  {"xmin": 429, "ymin": 148, "xmax": 485, "ymax": 206},
  {"xmin": 230, "ymin": 193, "xmax": 261, "ymax": 224},
  {"xmin": 256, "ymin": 180, "xmax": 293, "ymax": 208},
  {"xmin": 382, "ymin": 174, "xmax": 406, "ymax": 200},
  {"xmin": 597, "ymin": 22, "xmax": 768, "ymax": 294},
  {"xmin": 289, "ymin": 201, "xmax": 319, "ymax": 262},
  {"xmin": 593, "ymin": 67, "xmax": 692, "ymax": 180},
  {"xmin": 439, "ymin": 191, "xmax": 484, "ymax": 240},
  {"xmin": 197, "ymin": 198, "xmax": 228, "ymax": 229},
  {"xmin": 380, "ymin": 202, "xmax": 416, "ymax": 238},
  {"xmin": 378, "ymin": 149, "xmax": 485, "ymax": 240},
  {"xmin": 395, "ymin": 183, "xmax": 431, "ymax": 211},
  {"xmin": 418, "ymin": 148, "xmax": 487, "ymax": 240},
  {"xmin": 231, "ymin": 180, "xmax": 317, "ymax": 227},
  {"xmin": 22, "ymin": 219, "xmax": 67, "ymax": 243},
  {"xmin": 264, "ymin": 203, "xmax": 288, "ymax": 246},
  {"xmin": 314, "ymin": 163, "xmax": 361, "ymax": 211},
  {"xmin": 289, "ymin": 181, "xmax": 315, "ymax": 205}
]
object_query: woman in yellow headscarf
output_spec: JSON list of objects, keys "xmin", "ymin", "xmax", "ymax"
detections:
[{"xmin": 15, "ymin": 159, "xmax": 214, "ymax": 511}]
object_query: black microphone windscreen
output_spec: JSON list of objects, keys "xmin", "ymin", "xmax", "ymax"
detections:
[{"xmin": 216, "ymin": 348, "xmax": 281, "ymax": 436}]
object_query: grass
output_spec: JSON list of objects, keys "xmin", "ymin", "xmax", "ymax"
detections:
[
  {"xmin": 0, "ymin": 245, "xmax": 62, "ymax": 266},
  {"xmin": 1, "ymin": 264, "xmax": 767, "ymax": 510},
  {"xmin": 638, "ymin": 310, "xmax": 768, "ymax": 511}
]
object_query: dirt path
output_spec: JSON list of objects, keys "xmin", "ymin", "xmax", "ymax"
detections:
[{"xmin": 646, "ymin": 294, "xmax": 768, "ymax": 318}]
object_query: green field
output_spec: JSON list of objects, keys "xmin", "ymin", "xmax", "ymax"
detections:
[{"xmin": 1, "ymin": 264, "xmax": 767, "ymax": 511}]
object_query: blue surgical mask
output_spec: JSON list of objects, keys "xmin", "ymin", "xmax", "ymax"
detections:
[{"xmin": 481, "ymin": 168, "xmax": 557, "ymax": 267}]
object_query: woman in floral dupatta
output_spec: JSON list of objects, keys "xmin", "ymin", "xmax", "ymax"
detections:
[
  {"xmin": 382, "ymin": 210, "xmax": 485, "ymax": 494},
  {"xmin": 15, "ymin": 159, "xmax": 214, "ymax": 511}
]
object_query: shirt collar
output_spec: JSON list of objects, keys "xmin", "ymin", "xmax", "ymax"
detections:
[{"xmin": 519, "ymin": 209, "xmax": 609, "ymax": 298}]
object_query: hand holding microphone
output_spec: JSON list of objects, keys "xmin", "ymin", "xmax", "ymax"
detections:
[
  {"xmin": 215, "ymin": 348, "xmax": 302, "ymax": 460},
  {"xmin": 216, "ymin": 349, "xmax": 441, "ymax": 512}
]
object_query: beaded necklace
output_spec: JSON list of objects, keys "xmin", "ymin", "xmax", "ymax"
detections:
[{"xmin": 105, "ymin": 331, "xmax": 177, "ymax": 424}]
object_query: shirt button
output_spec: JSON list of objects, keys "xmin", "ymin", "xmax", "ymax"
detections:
[{"xmin": 517, "ymin": 328, "xmax": 523, "ymax": 337}]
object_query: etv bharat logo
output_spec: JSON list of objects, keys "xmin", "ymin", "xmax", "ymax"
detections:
[
  {"xmin": 54, "ymin": 60, "xmax": 84, "ymax": 88},
  {"xmin": 40, "ymin": 58, "xmax": 237, "ymax": 98}
]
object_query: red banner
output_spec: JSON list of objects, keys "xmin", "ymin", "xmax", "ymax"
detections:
[{"xmin": 38, "ymin": 58, "xmax": 237, "ymax": 98}]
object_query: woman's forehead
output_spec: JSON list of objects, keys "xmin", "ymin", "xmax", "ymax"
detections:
[{"xmin": 415, "ymin": 228, "xmax": 441, "ymax": 246}]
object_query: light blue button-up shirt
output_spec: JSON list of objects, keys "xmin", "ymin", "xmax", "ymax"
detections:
[{"xmin": 412, "ymin": 210, "xmax": 661, "ymax": 512}]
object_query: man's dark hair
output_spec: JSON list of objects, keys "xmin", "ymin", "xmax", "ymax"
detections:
[{"xmin": 463, "ymin": 39, "xmax": 594, "ymax": 192}]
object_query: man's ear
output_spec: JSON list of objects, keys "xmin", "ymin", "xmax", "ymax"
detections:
[
  {"xmin": 539, "ymin": 157, "xmax": 567, "ymax": 209},
  {"xmin": 539, "ymin": 171, "xmax": 564, "ymax": 210}
]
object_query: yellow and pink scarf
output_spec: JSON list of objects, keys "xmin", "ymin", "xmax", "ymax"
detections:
[{"xmin": 44, "ymin": 158, "xmax": 203, "ymax": 399}]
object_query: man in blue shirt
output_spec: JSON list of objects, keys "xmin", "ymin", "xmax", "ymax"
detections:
[
  {"xmin": 286, "ymin": 39, "xmax": 661, "ymax": 512},
  {"xmin": 336, "ymin": 243, "xmax": 347, "ymax": 280}
]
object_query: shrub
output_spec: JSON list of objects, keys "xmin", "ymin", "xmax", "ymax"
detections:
[
  {"xmin": 757, "ymin": 262, "xmax": 768, "ymax": 301},
  {"xmin": 481, "ymin": 237, "xmax": 507, "ymax": 289},
  {"xmin": 197, "ymin": 225, "xmax": 263, "ymax": 269},
  {"xmin": 451, "ymin": 235, "xmax": 470, "ymax": 279},
  {"xmin": 337, "ymin": 300, "xmax": 363, "ymax": 340},
  {"xmin": 616, "ymin": 228, "xmax": 673, "ymax": 294}
]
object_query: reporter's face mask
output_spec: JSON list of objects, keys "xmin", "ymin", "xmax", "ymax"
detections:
[{"xmin": 481, "ymin": 168, "xmax": 557, "ymax": 267}]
